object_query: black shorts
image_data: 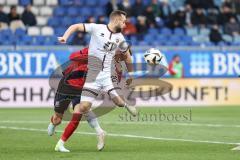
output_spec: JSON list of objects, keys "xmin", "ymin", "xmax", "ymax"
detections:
[
  {"xmin": 54, "ymin": 93, "xmax": 81, "ymax": 114},
  {"xmin": 54, "ymin": 78, "xmax": 82, "ymax": 114}
]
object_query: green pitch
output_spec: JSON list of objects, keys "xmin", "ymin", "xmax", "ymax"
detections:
[{"xmin": 0, "ymin": 106, "xmax": 239, "ymax": 160}]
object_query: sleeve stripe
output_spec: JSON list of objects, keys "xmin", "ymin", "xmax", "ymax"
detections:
[
  {"xmin": 129, "ymin": 48, "xmax": 132, "ymax": 56},
  {"xmin": 83, "ymin": 24, "xmax": 86, "ymax": 32}
]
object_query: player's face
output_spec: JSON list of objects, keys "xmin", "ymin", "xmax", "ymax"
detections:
[
  {"xmin": 115, "ymin": 15, "xmax": 126, "ymax": 33},
  {"xmin": 175, "ymin": 56, "xmax": 180, "ymax": 63}
]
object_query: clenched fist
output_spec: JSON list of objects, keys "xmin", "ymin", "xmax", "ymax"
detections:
[{"xmin": 58, "ymin": 37, "xmax": 67, "ymax": 44}]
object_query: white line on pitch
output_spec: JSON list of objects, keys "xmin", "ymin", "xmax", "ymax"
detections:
[
  {"xmin": 0, "ymin": 120, "xmax": 240, "ymax": 128},
  {"xmin": 0, "ymin": 125, "xmax": 238, "ymax": 145}
]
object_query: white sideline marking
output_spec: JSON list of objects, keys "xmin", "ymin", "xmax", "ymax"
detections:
[
  {"xmin": 0, "ymin": 125, "xmax": 238, "ymax": 145},
  {"xmin": 0, "ymin": 120, "xmax": 240, "ymax": 128}
]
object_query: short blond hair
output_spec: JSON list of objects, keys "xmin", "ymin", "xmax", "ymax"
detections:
[{"xmin": 109, "ymin": 10, "xmax": 127, "ymax": 20}]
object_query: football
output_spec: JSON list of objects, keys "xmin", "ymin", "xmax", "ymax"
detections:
[{"xmin": 144, "ymin": 48, "xmax": 163, "ymax": 65}]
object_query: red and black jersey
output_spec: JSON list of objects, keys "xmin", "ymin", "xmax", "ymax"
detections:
[{"xmin": 63, "ymin": 47, "xmax": 88, "ymax": 89}]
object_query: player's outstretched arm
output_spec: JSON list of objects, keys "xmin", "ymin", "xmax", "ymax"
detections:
[{"xmin": 58, "ymin": 23, "xmax": 85, "ymax": 43}]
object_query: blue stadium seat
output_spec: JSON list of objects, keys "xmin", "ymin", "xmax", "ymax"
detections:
[
  {"xmin": 151, "ymin": 40, "xmax": 162, "ymax": 46},
  {"xmin": 138, "ymin": 41, "xmax": 148, "ymax": 46},
  {"xmin": 163, "ymin": 41, "xmax": 175, "ymax": 46},
  {"xmin": 47, "ymin": 17, "xmax": 61, "ymax": 27},
  {"xmin": 35, "ymin": 36, "xmax": 46, "ymax": 45},
  {"xmin": 214, "ymin": 0, "xmax": 222, "ymax": 7},
  {"xmin": 218, "ymin": 41, "xmax": 228, "ymax": 46},
  {"xmin": 62, "ymin": 17, "xmax": 73, "ymax": 27},
  {"xmin": 67, "ymin": 7, "xmax": 78, "ymax": 17},
  {"xmin": 16, "ymin": 35, "xmax": 33, "ymax": 45},
  {"xmin": 144, "ymin": 34, "xmax": 155, "ymax": 44},
  {"xmin": 156, "ymin": 35, "xmax": 168, "ymax": 43},
  {"xmin": 0, "ymin": 29, "xmax": 13, "ymax": 37},
  {"xmin": 189, "ymin": 41, "xmax": 200, "ymax": 46},
  {"xmin": 59, "ymin": 0, "xmax": 73, "ymax": 6},
  {"xmin": 148, "ymin": 28, "xmax": 159, "ymax": 35},
  {"xmin": 222, "ymin": 34, "xmax": 233, "ymax": 43},
  {"xmin": 182, "ymin": 35, "xmax": 193, "ymax": 43},
  {"xmin": 98, "ymin": 0, "xmax": 109, "ymax": 7},
  {"xmin": 160, "ymin": 27, "xmax": 172, "ymax": 35},
  {"xmin": 19, "ymin": 0, "xmax": 31, "ymax": 5},
  {"xmin": 1, "ymin": 32, "xmax": 15, "ymax": 45},
  {"xmin": 174, "ymin": 28, "xmax": 185, "ymax": 36},
  {"xmin": 176, "ymin": 41, "xmax": 188, "ymax": 46},
  {"xmin": 199, "ymin": 28, "xmax": 210, "ymax": 36},
  {"xmin": 73, "ymin": 0, "xmax": 85, "ymax": 6},
  {"xmin": 15, "ymin": 28, "xmax": 26, "ymax": 37},
  {"xmin": 31, "ymin": 37, "xmax": 40, "ymax": 46},
  {"xmin": 0, "ymin": 36, "xmax": 4, "ymax": 45},
  {"xmin": 23, "ymin": 36, "xmax": 33, "ymax": 45},
  {"xmin": 203, "ymin": 42, "xmax": 215, "ymax": 46},
  {"xmin": 130, "ymin": 17, "xmax": 137, "ymax": 25},
  {"xmin": 94, "ymin": 8, "xmax": 105, "ymax": 16},
  {"xmin": 85, "ymin": 0, "xmax": 98, "ymax": 6},
  {"xmin": 1, "ymin": 39, "xmax": 15, "ymax": 45},
  {"xmin": 54, "ymin": 7, "xmax": 66, "ymax": 16},
  {"xmin": 130, "ymin": 36, "xmax": 138, "ymax": 45},
  {"xmin": 54, "ymin": 27, "xmax": 66, "ymax": 36},
  {"xmin": 169, "ymin": 35, "xmax": 182, "ymax": 43},
  {"xmin": 43, "ymin": 36, "xmax": 58, "ymax": 45},
  {"xmin": 186, "ymin": 27, "xmax": 198, "ymax": 36},
  {"xmin": 72, "ymin": 16, "xmax": 84, "ymax": 23},
  {"xmin": 231, "ymin": 41, "xmax": 240, "ymax": 46},
  {"xmin": 80, "ymin": 7, "xmax": 92, "ymax": 17},
  {"xmin": 233, "ymin": 36, "xmax": 240, "ymax": 43}
]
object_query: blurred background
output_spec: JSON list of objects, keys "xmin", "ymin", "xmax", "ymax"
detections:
[{"xmin": 0, "ymin": 0, "xmax": 239, "ymax": 107}]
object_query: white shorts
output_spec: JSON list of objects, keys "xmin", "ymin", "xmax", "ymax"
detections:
[{"xmin": 80, "ymin": 70, "xmax": 122, "ymax": 102}]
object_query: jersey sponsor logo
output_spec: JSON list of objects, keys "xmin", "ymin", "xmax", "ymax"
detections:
[{"xmin": 102, "ymin": 41, "xmax": 118, "ymax": 52}]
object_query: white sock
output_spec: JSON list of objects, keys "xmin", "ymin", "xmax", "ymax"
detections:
[
  {"xmin": 59, "ymin": 139, "xmax": 65, "ymax": 145},
  {"xmin": 87, "ymin": 118, "xmax": 104, "ymax": 135},
  {"xmin": 49, "ymin": 122, "xmax": 55, "ymax": 127}
]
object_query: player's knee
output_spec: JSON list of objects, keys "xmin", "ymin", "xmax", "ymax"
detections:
[
  {"xmin": 112, "ymin": 97, "xmax": 125, "ymax": 107},
  {"xmin": 79, "ymin": 102, "xmax": 91, "ymax": 113},
  {"xmin": 114, "ymin": 100, "xmax": 125, "ymax": 107}
]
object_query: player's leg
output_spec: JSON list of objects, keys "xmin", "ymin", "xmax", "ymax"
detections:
[
  {"xmin": 48, "ymin": 93, "xmax": 71, "ymax": 136},
  {"xmin": 105, "ymin": 74, "xmax": 137, "ymax": 116},
  {"xmin": 112, "ymin": 95, "xmax": 137, "ymax": 116},
  {"xmin": 55, "ymin": 84, "xmax": 99, "ymax": 152},
  {"xmin": 85, "ymin": 111, "xmax": 106, "ymax": 151},
  {"xmin": 48, "ymin": 112, "xmax": 63, "ymax": 136},
  {"xmin": 106, "ymin": 83, "xmax": 137, "ymax": 116},
  {"xmin": 55, "ymin": 101, "xmax": 92, "ymax": 152}
]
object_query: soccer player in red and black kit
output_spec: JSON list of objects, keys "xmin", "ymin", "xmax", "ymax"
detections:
[{"xmin": 48, "ymin": 47, "xmax": 133, "ymax": 151}]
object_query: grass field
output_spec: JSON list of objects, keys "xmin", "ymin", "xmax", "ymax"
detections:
[{"xmin": 0, "ymin": 106, "xmax": 240, "ymax": 160}]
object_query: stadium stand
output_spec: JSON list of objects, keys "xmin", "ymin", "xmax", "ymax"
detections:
[{"xmin": 0, "ymin": 0, "xmax": 239, "ymax": 46}]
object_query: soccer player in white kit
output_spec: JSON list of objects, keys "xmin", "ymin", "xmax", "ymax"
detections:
[{"xmin": 55, "ymin": 10, "xmax": 137, "ymax": 152}]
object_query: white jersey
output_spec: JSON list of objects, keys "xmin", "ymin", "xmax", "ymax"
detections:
[{"xmin": 84, "ymin": 23, "xmax": 125, "ymax": 72}]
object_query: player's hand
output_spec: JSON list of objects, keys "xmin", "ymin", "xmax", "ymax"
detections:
[
  {"xmin": 58, "ymin": 37, "xmax": 67, "ymax": 43},
  {"xmin": 126, "ymin": 77, "xmax": 133, "ymax": 86}
]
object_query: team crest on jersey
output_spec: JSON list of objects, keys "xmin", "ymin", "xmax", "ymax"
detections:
[{"xmin": 116, "ymin": 38, "xmax": 119, "ymax": 43}]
